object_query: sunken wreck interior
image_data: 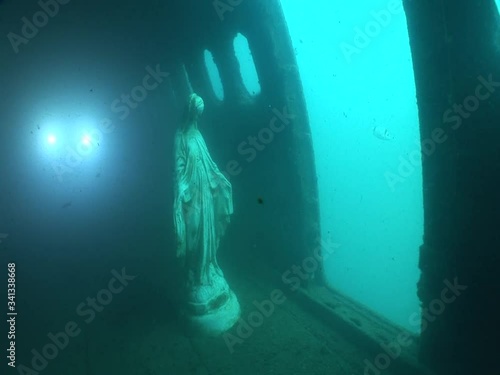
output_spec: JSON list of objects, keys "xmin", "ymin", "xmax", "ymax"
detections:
[
  {"xmin": 163, "ymin": 1, "xmax": 500, "ymax": 374},
  {"xmin": 1, "ymin": 0, "xmax": 499, "ymax": 374}
]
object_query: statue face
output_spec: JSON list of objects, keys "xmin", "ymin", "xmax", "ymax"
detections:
[
  {"xmin": 185, "ymin": 93, "xmax": 205, "ymax": 125},
  {"xmin": 194, "ymin": 96, "xmax": 204, "ymax": 116}
]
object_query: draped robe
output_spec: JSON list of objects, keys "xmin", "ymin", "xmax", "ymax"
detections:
[{"xmin": 173, "ymin": 127, "xmax": 233, "ymax": 285}]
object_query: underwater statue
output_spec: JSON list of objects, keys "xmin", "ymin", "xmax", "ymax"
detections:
[{"xmin": 173, "ymin": 93, "xmax": 240, "ymax": 335}]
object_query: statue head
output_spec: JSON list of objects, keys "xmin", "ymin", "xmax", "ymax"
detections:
[{"xmin": 182, "ymin": 93, "xmax": 204, "ymax": 128}]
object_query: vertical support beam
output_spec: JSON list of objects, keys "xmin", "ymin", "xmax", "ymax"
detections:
[
  {"xmin": 211, "ymin": 32, "xmax": 252, "ymax": 105},
  {"xmin": 403, "ymin": 1, "xmax": 500, "ymax": 374}
]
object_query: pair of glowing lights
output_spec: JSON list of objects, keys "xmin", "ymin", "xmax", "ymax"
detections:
[{"xmin": 47, "ymin": 134, "xmax": 93, "ymax": 146}]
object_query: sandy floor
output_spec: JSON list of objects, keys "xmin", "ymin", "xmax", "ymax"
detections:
[{"xmin": 43, "ymin": 265, "xmax": 399, "ymax": 375}]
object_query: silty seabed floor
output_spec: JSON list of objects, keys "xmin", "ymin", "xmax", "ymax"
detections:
[{"xmin": 36, "ymin": 263, "xmax": 398, "ymax": 375}]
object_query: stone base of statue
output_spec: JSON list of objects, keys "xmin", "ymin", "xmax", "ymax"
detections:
[{"xmin": 179, "ymin": 266, "xmax": 240, "ymax": 336}]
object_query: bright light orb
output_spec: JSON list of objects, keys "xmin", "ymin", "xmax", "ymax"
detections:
[
  {"xmin": 47, "ymin": 134, "xmax": 57, "ymax": 144},
  {"xmin": 82, "ymin": 135, "xmax": 91, "ymax": 146}
]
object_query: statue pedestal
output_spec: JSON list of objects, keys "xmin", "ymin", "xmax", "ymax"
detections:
[
  {"xmin": 180, "ymin": 270, "xmax": 240, "ymax": 336},
  {"xmin": 183, "ymin": 289, "xmax": 240, "ymax": 336}
]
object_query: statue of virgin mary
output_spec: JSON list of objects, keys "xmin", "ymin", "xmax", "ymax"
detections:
[{"xmin": 173, "ymin": 93, "xmax": 240, "ymax": 335}]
